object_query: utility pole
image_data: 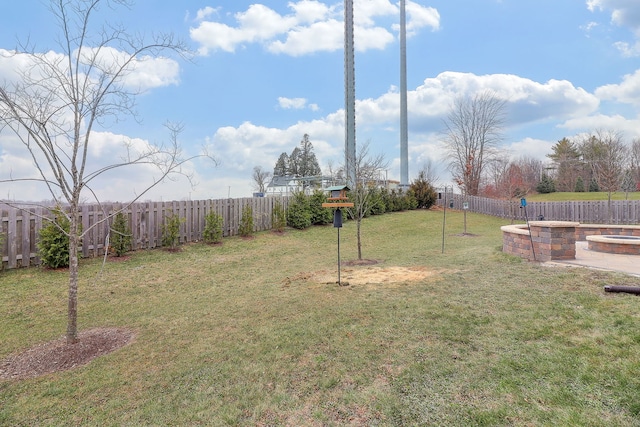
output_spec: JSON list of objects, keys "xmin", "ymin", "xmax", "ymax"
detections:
[
  {"xmin": 399, "ymin": 0, "xmax": 409, "ymax": 188},
  {"xmin": 344, "ymin": 0, "xmax": 356, "ymax": 188}
]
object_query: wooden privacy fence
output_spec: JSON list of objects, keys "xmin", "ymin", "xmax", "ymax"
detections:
[
  {"xmin": 1, "ymin": 197, "xmax": 289, "ymax": 270},
  {"xmin": 440, "ymin": 195, "xmax": 640, "ymax": 224}
]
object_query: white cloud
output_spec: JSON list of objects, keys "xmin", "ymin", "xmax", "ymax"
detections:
[
  {"xmin": 0, "ymin": 48, "xmax": 181, "ymax": 93},
  {"xmin": 595, "ymin": 68, "xmax": 640, "ymax": 104},
  {"xmin": 118, "ymin": 55, "xmax": 181, "ymax": 91},
  {"xmin": 355, "ymin": 72, "xmax": 599, "ymax": 132},
  {"xmin": 560, "ymin": 113, "xmax": 640, "ymax": 138},
  {"xmin": 587, "ymin": 0, "xmax": 640, "ymax": 32},
  {"xmin": 195, "ymin": 6, "xmax": 219, "ymax": 22},
  {"xmin": 278, "ymin": 97, "xmax": 307, "ymax": 109},
  {"xmin": 190, "ymin": 1, "xmax": 440, "ymax": 56},
  {"xmin": 580, "ymin": 21, "xmax": 599, "ymax": 36},
  {"xmin": 405, "ymin": 1, "xmax": 441, "ymax": 35},
  {"xmin": 587, "ymin": 0, "xmax": 640, "ymax": 56},
  {"xmin": 613, "ymin": 40, "xmax": 640, "ymax": 57},
  {"xmin": 267, "ymin": 19, "xmax": 344, "ymax": 55},
  {"xmin": 504, "ymin": 138, "xmax": 555, "ymax": 162}
]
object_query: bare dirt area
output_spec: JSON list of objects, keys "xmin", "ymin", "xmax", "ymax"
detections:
[
  {"xmin": 285, "ymin": 265, "xmax": 442, "ymax": 288},
  {"xmin": 0, "ymin": 327, "xmax": 135, "ymax": 381}
]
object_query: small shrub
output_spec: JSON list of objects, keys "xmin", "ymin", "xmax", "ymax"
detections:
[
  {"xmin": 38, "ymin": 207, "xmax": 71, "ymax": 268},
  {"xmin": 367, "ymin": 188, "xmax": 386, "ymax": 215},
  {"xmin": 536, "ymin": 174, "xmax": 556, "ymax": 194},
  {"xmin": 287, "ymin": 191, "xmax": 312, "ymax": 230},
  {"xmin": 410, "ymin": 172, "xmax": 438, "ymax": 209},
  {"xmin": 271, "ymin": 200, "xmax": 286, "ymax": 233},
  {"xmin": 310, "ymin": 190, "xmax": 332, "ymax": 225},
  {"xmin": 238, "ymin": 205, "xmax": 255, "ymax": 237},
  {"xmin": 574, "ymin": 176, "xmax": 585, "ymax": 192},
  {"xmin": 203, "ymin": 211, "xmax": 224, "ymax": 244},
  {"xmin": 162, "ymin": 211, "xmax": 184, "ymax": 249},
  {"xmin": 110, "ymin": 212, "xmax": 132, "ymax": 257},
  {"xmin": 588, "ymin": 177, "xmax": 600, "ymax": 192}
]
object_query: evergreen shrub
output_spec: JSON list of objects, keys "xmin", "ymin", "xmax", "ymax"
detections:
[
  {"xmin": 309, "ymin": 190, "xmax": 333, "ymax": 225},
  {"xmin": 38, "ymin": 207, "xmax": 71, "ymax": 268},
  {"xmin": 287, "ymin": 191, "xmax": 312, "ymax": 230},
  {"xmin": 110, "ymin": 212, "xmax": 132, "ymax": 256},
  {"xmin": 238, "ymin": 205, "xmax": 255, "ymax": 237},
  {"xmin": 162, "ymin": 211, "xmax": 184, "ymax": 249},
  {"xmin": 203, "ymin": 211, "xmax": 224, "ymax": 244},
  {"xmin": 271, "ymin": 200, "xmax": 287, "ymax": 232}
]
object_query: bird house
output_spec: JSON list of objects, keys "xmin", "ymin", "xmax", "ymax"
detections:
[
  {"xmin": 322, "ymin": 185, "xmax": 354, "ymax": 208},
  {"xmin": 326, "ymin": 185, "xmax": 350, "ymax": 201}
]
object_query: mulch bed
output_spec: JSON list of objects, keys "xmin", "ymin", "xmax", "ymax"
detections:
[{"xmin": 0, "ymin": 327, "xmax": 136, "ymax": 381}]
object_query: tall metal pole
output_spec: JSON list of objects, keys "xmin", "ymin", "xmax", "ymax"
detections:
[
  {"xmin": 400, "ymin": 0, "xmax": 409, "ymax": 188},
  {"xmin": 344, "ymin": 0, "xmax": 356, "ymax": 188}
]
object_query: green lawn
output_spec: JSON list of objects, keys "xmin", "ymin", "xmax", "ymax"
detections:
[
  {"xmin": 526, "ymin": 191, "xmax": 640, "ymax": 202},
  {"xmin": 2, "ymin": 210, "xmax": 640, "ymax": 426}
]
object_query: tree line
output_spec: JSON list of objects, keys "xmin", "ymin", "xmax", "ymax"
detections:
[{"xmin": 442, "ymin": 92, "xmax": 639, "ymax": 204}]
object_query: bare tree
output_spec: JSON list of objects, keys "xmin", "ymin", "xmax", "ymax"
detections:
[
  {"xmin": 443, "ymin": 91, "xmax": 506, "ymax": 196},
  {"xmin": 418, "ymin": 158, "xmax": 440, "ymax": 187},
  {"xmin": 517, "ymin": 156, "xmax": 544, "ymax": 195},
  {"xmin": 0, "ymin": 0, "xmax": 212, "ymax": 343},
  {"xmin": 631, "ymin": 138, "xmax": 640, "ymax": 186},
  {"xmin": 345, "ymin": 141, "xmax": 388, "ymax": 260},
  {"xmin": 252, "ymin": 166, "xmax": 271, "ymax": 193},
  {"xmin": 580, "ymin": 129, "xmax": 628, "ymax": 221},
  {"xmin": 486, "ymin": 155, "xmax": 511, "ymax": 198}
]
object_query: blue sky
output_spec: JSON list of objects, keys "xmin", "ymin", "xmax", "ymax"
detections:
[{"xmin": 1, "ymin": 0, "xmax": 640, "ymax": 201}]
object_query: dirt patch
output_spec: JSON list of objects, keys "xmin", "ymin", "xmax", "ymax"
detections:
[
  {"xmin": 286, "ymin": 265, "xmax": 440, "ymax": 287},
  {"xmin": 0, "ymin": 327, "xmax": 135, "ymax": 381}
]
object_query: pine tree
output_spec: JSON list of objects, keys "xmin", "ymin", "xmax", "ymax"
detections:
[
  {"xmin": 298, "ymin": 134, "xmax": 322, "ymax": 177},
  {"xmin": 547, "ymin": 137, "xmax": 581, "ymax": 192},
  {"xmin": 536, "ymin": 174, "xmax": 556, "ymax": 194},
  {"xmin": 273, "ymin": 152, "xmax": 289, "ymax": 176}
]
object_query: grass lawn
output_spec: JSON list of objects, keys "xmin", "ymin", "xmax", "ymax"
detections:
[
  {"xmin": 526, "ymin": 191, "xmax": 640, "ymax": 202},
  {"xmin": 2, "ymin": 209, "xmax": 640, "ymax": 426}
]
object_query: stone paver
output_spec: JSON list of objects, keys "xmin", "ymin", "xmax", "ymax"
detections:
[{"xmin": 550, "ymin": 241, "xmax": 640, "ymax": 277}]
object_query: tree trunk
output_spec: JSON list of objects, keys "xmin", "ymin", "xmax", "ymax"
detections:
[
  {"xmin": 356, "ymin": 218, "xmax": 362, "ymax": 260},
  {"xmin": 67, "ymin": 214, "xmax": 80, "ymax": 344}
]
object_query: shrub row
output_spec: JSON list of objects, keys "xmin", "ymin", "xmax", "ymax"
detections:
[{"xmin": 286, "ymin": 188, "xmax": 423, "ymax": 230}]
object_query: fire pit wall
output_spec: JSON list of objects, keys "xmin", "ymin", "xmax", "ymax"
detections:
[{"xmin": 501, "ymin": 222, "xmax": 640, "ymax": 261}]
